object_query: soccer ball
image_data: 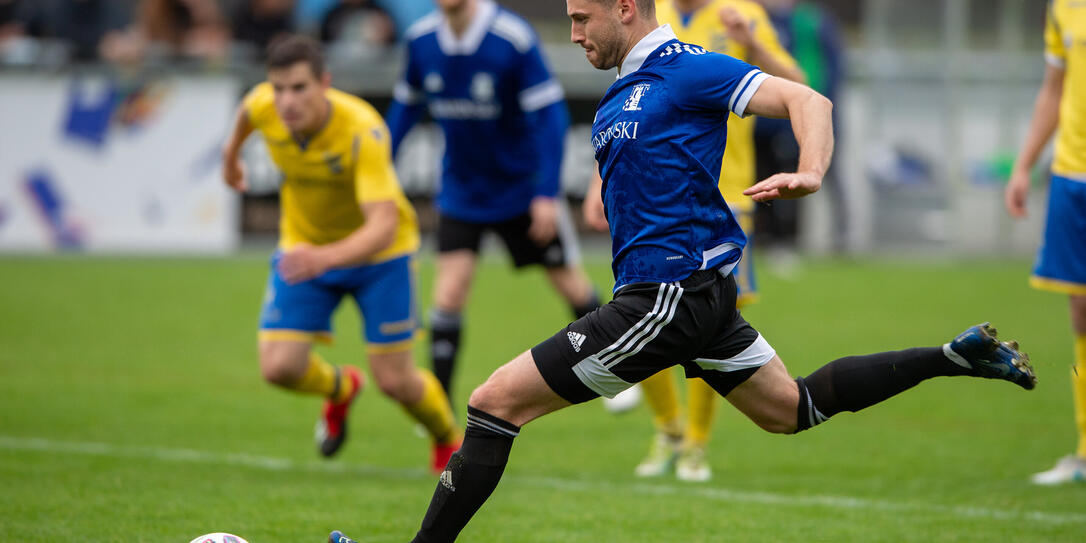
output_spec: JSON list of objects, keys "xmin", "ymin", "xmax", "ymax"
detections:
[
  {"xmin": 188, "ymin": 534, "xmax": 250, "ymax": 543},
  {"xmin": 602, "ymin": 384, "xmax": 643, "ymax": 414}
]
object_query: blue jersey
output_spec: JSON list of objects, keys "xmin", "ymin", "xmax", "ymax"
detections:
[
  {"xmin": 387, "ymin": 0, "xmax": 569, "ymax": 223},
  {"xmin": 593, "ymin": 25, "xmax": 769, "ymax": 289}
]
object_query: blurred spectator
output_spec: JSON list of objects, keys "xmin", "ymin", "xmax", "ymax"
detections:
[
  {"xmin": 293, "ymin": 0, "xmax": 338, "ymax": 32},
  {"xmin": 101, "ymin": 0, "xmax": 229, "ymax": 65},
  {"xmin": 293, "ymin": 0, "xmax": 429, "ymax": 42},
  {"xmin": 2, "ymin": 0, "xmax": 131, "ymax": 62},
  {"xmin": 0, "ymin": 0, "xmax": 20, "ymax": 37},
  {"xmin": 370, "ymin": 0, "xmax": 431, "ymax": 41},
  {"xmin": 232, "ymin": 0, "xmax": 295, "ymax": 54},
  {"xmin": 0, "ymin": 0, "xmax": 23, "ymax": 57},
  {"xmin": 754, "ymin": 0, "xmax": 847, "ymax": 253},
  {"xmin": 320, "ymin": 0, "xmax": 394, "ymax": 46}
]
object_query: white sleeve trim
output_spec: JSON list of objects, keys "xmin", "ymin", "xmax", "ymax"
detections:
[
  {"xmin": 491, "ymin": 13, "xmax": 535, "ymax": 53},
  {"xmin": 1045, "ymin": 52, "xmax": 1067, "ymax": 69},
  {"xmin": 519, "ymin": 79, "xmax": 565, "ymax": 112},
  {"xmin": 393, "ymin": 81, "xmax": 423, "ymax": 105},
  {"xmin": 730, "ymin": 71, "xmax": 769, "ymax": 118}
]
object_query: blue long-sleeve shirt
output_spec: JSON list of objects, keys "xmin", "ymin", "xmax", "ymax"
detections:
[{"xmin": 386, "ymin": 0, "xmax": 568, "ymax": 223}]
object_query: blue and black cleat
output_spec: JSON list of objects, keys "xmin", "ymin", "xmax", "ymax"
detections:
[
  {"xmin": 329, "ymin": 530, "xmax": 360, "ymax": 543},
  {"xmin": 944, "ymin": 322, "xmax": 1037, "ymax": 390}
]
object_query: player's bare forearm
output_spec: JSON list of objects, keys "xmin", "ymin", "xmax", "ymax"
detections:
[
  {"xmin": 791, "ymin": 89, "xmax": 834, "ymax": 179},
  {"xmin": 222, "ymin": 105, "xmax": 253, "ymax": 161},
  {"xmin": 583, "ymin": 167, "xmax": 608, "ymax": 231},
  {"xmin": 1012, "ymin": 64, "xmax": 1064, "ymax": 175},
  {"xmin": 221, "ymin": 105, "xmax": 254, "ymax": 191},
  {"xmin": 743, "ymin": 78, "xmax": 833, "ymax": 201},
  {"xmin": 320, "ymin": 200, "xmax": 399, "ymax": 269}
]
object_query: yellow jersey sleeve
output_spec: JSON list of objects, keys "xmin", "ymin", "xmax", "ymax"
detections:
[
  {"xmin": 353, "ymin": 122, "xmax": 402, "ymax": 205},
  {"xmin": 241, "ymin": 82, "xmax": 277, "ymax": 131},
  {"xmin": 748, "ymin": 3, "xmax": 799, "ymax": 73}
]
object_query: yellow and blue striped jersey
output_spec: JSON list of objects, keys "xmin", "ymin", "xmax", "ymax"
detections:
[
  {"xmin": 656, "ymin": 0, "xmax": 798, "ymax": 210},
  {"xmin": 243, "ymin": 83, "xmax": 419, "ymax": 262},
  {"xmin": 1046, "ymin": 0, "xmax": 1086, "ymax": 176}
]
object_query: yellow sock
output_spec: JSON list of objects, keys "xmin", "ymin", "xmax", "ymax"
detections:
[
  {"xmin": 1074, "ymin": 335, "xmax": 1086, "ymax": 459},
  {"xmin": 641, "ymin": 369, "xmax": 683, "ymax": 437},
  {"xmin": 684, "ymin": 378, "xmax": 717, "ymax": 447},
  {"xmin": 290, "ymin": 352, "xmax": 347, "ymax": 399},
  {"xmin": 403, "ymin": 369, "xmax": 460, "ymax": 445}
]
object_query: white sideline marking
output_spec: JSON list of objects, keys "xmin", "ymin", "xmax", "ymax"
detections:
[{"xmin": 3, "ymin": 435, "xmax": 1086, "ymax": 526}]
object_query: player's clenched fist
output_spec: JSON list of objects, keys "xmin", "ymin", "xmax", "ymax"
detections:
[{"xmin": 222, "ymin": 156, "xmax": 248, "ymax": 193}]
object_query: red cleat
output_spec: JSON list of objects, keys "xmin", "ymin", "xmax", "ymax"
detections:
[
  {"xmin": 315, "ymin": 366, "xmax": 364, "ymax": 458},
  {"xmin": 431, "ymin": 439, "xmax": 461, "ymax": 474}
]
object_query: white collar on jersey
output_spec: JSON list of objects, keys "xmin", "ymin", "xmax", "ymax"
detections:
[
  {"xmin": 617, "ymin": 24, "xmax": 677, "ymax": 80},
  {"xmin": 437, "ymin": 0, "xmax": 498, "ymax": 56}
]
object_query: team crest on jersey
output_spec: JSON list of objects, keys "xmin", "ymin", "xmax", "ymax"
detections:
[
  {"xmin": 323, "ymin": 152, "xmax": 343, "ymax": 175},
  {"xmin": 623, "ymin": 83, "xmax": 650, "ymax": 112},
  {"xmin": 424, "ymin": 72, "xmax": 444, "ymax": 93},
  {"xmin": 470, "ymin": 72, "xmax": 495, "ymax": 102}
]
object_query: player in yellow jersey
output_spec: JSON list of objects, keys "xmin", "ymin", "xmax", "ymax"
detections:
[
  {"xmin": 1006, "ymin": 0, "xmax": 1086, "ymax": 485},
  {"xmin": 220, "ymin": 35, "xmax": 460, "ymax": 473},
  {"xmin": 586, "ymin": 0, "xmax": 804, "ymax": 482}
]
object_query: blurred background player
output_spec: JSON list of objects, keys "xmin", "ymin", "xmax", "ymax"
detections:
[
  {"xmin": 220, "ymin": 35, "xmax": 460, "ymax": 473},
  {"xmin": 753, "ymin": 0, "xmax": 845, "ymax": 258},
  {"xmin": 1005, "ymin": 0, "xmax": 1086, "ymax": 485},
  {"xmin": 386, "ymin": 0, "xmax": 601, "ymax": 406},
  {"xmin": 584, "ymin": 0, "xmax": 804, "ymax": 482}
]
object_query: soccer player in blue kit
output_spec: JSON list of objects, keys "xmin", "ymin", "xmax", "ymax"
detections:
[
  {"xmin": 331, "ymin": 1, "xmax": 1036, "ymax": 541},
  {"xmin": 386, "ymin": 0, "xmax": 601, "ymax": 405}
]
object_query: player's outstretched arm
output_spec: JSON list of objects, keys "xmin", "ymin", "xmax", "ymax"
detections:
[
  {"xmin": 742, "ymin": 77, "xmax": 833, "ymax": 202},
  {"xmin": 221, "ymin": 104, "xmax": 253, "ymax": 193},
  {"xmin": 317, "ymin": 200, "xmax": 399, "ymax": 269},
  {"xmin": 277, "ymin": 200, "xmax": 399, "ymax": 284},
  {"xmin": 1006, "ymin": 63, "xmax": 1064, "ymax": 218}
]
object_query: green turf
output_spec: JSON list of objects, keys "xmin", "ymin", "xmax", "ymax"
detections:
[{"xmin": 0, "ymin": 251, "xmax": 1083, "ymax": 542}]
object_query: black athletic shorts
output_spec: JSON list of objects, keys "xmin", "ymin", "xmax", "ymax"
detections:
[
  {"xmin": 436, "ymin": 211, "xmax": 573, "ymax": 269},
  {"xmin": 531, "ymin": 270, "xmax": 777, "ymax": 404}
]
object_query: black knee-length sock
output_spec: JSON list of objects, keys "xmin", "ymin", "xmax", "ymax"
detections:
[
  {"xmin": 430, "ymin": 309, "xmax": 462, "ymax": 399},
  {"xmin": 412, "ymin": 406, "xmax": 520, "ymax": 543},
  {"xmin": 794, "ymin": 346, "xmax": 969, "ymax": 432}
]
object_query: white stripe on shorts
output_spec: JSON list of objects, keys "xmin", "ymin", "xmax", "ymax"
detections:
[
  {"xmin": 598, "ymin": 284, "xmax": 682, "ymax": 366},
  {"xmin": 593, "ymin": 284, "xmax": 671, "ymax": 363},
  {"xmin": 571, "ymin": 283, "xmax": 684, "ymax": 398},
  {"xmin": 692, "ymin": 333, "xmax": 776, "ymax": 373}
]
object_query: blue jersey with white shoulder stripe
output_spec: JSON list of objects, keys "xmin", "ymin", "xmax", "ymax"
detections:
[
  {"xmin": 387, "ymin": 0, "xmax": 569, "ymax": 223},
  {"xmin": 593, "ymin": 25, "xmax": 769, "ymax": 289}
]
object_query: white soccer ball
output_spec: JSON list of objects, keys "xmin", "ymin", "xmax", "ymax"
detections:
[
  {"xmin": 602, "ymin": 384, "xmax": 643, "ymax": 414},
  {"xmin": 188, "ymin": 534, "xmax": 250, "ymax": 543}
]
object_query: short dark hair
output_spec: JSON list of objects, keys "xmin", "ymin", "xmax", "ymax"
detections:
[
  {"xmin": 591, "ymin": 0, "xmax": 655, "ymax": 16},
  {"xmin": 266, "ymin": 34, "xmax": 325, "ymax": 77}
]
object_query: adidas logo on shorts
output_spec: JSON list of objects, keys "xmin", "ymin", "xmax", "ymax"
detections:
[{"xmin": 567, "ymin": 331, "xmax": 587, "ymax": 352}]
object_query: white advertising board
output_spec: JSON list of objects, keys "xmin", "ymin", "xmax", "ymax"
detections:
[{"xmin": 0, "ymin": 74, "xmax": 239, "ymax": 253}]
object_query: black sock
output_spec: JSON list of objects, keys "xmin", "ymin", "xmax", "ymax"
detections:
[
  {"xmin": 430, "ymin": 309, "xmax": 462, "ymax": 400},
  {"xmin": 412, "ymin": 406, "xmax": 520, "ymax": 543},
  {"xmin": 571, "ymin": 289, "xmax": 601, "ymax": 319},
  {"xmin": 794, "ymin": 347, "xmax": 968, "ymax": 432}
]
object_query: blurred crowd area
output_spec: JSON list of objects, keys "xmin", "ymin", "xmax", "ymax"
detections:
[
  {"xmin": 0, "ymin": 0, "xmax": 1059, "ymax": 71},
  {"xmin": 0, "ymin": 0, "xmax": 867, "ymax": 69},
  {"xmin": 0, "ymin": 0, "xmax": 433, "ymax": 67}
]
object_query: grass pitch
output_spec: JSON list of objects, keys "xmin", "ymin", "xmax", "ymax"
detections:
[{"xmin": 0, "ymin": 250, "xmax": 1083, "ymax": 542}]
